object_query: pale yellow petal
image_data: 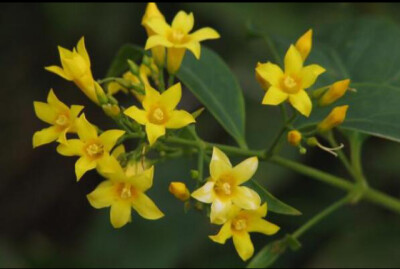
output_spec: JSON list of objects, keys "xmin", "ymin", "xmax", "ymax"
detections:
[
  {"xmin": 47, "ymin": 89, "xmax": 68, "ymax": 112},
  {"xmin": 284, "ymin": 45, "xmax": 303, "ymax": 75},
  {"xmin": 44, "ymin": 65, "xmax": 73, "ymax": 80},
  {"xmin": 190, "ymin": 27, "xmax": 220, "ymax": 42},
  {"xmin": 56, "ymin": 139, "xmax": 84, "ymax": 156},
  {"xmin": 111, "ymin": 144, "xmax": 125, "ymax": 159},
  {"xmin": 127, "ymin": 166, "xmax": 154, "ymax": 192},
  {"xmin": 76, "ymin": 114, "xmax": 98, "ymax": 141},
  {"xmin": 210, "ymin": 199, "xmax": 232, "ymax": 225},
  {"xmin": 87, "ymin": 180, "xmax": 115, "ymax": 209},
  {"xmin": 232, "ymin": 186, "xmax": 261, "ymax": 210},
  {"xmin": 160, "ymin": 82, "xmax": 182, "ymax": 111},
  {"xmin": 288, "ymin": 90, "xmax": 312, "ymax": 117},
  {"xmin": 70, "ymin": 105, "xmax": 84, "ymax": 118},
  {"xmin": 191, "ymin": 181, "xmax": 215, "ymax": 203},
  {"xmin": 124, "ymin": 106, "xmax": 148, "ymax": 125},
  {"xmin": 131, "ymin": 192, "xmax": 164, "ymax": 220},
  {"xmin": 33, "ymin": 126, "xmax": 60, "ymax": 148},
  {"xmin": 233, "ymin": 232, "xmax": 254, "ymax": 261},
  {"xmin": 209, "ymin": 221, "xmax": 232, "ymax": 244},
  {"xmin": 110, "ymin": 201, "xmax": 132, "ymax": 228},
  {"xmin": 255, "ymin": 62, "xmax": 284, "ymax": 87},
  {"xmin": 145, "ymin": 35, "xmax": 173, "ymax": 50},
  {"xmin": 262, "ymin": 86, "xmax": 288, "ymax": 105},
  {"xmin": 172, "ymin": 11, "xmax": 194, "ymax": 34},
  {"xmin": 145, "ymin": 123, "xmax": 166, "ymax": 146},
  {"xmin": 76, "ymin": 36, "xmax": 91, "ymax": 67},
  {"xmin": 99, "ymin": 129, "xmax": 125, "ymax": 152},
  {"xmin": 143, "ymin": 84, "xmax": 161, "ymax": 111},
  {"xmin": 232, "ymin": 157, "xmax": 258, "ymax": 184},
  {"xmin": 34, "ymin": 101, "xmax": 57, "ymax": 124},
  {"xmin": 300, "ymin": 64, "xmax": 325, "ymax": 89},
  {"xmin": 165, "ymin": 110, "xmax": 195, "ymax": 129},
  {"xmin": 247, "ymin": 218, "xmax": 280, "ymax": 236},
  {"xmin": 144, "ymin": 17, "xmax": 171, "ymax": 35},
  {"xmin": 183, "ymin": 41, "xmax": 200, "ymax": 59},
  {"xmin": 75, "ymin": 156, "xmax": 96, "ymax": 181},
  {"xmin": 210, "ymin": 147, "xmax": 232, "ymax": 180}
]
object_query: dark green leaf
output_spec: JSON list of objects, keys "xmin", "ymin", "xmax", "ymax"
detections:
[
  {"xmin": 177, "ymin": 47, "xmax": 247, "ymax": 148},
  {"xmin": 247, "ymin": 238, "xmax": 288, "ymax": 268},
  {"xmin": 106, "ymin": 44, "xmax": 145, "ymax": 77},
  {"xmin": 248, "ymin": 180, "xmax": 302, "ymax": 216}
]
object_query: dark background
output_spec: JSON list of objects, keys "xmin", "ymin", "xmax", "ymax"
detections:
[{"xmin": 1, "ymin": 3, "xmax": 400, "ymax": 267}]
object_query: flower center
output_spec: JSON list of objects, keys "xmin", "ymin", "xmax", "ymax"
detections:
[
  {"xmin": 214, "ymin": 174, "xmax": 236, "ymax": 198},
  {"xmin": 149, "ymin": 106, "xmax": 167, "ymax": 125},
  {"xmin": 232, "ymin": 218, "xmax": 247, "ymax": 232},
  {"xmin": 120, "ymin": 184, "xmax": 132, "ymax": 199},
  {"xmin": 55, "ymin": 114, "xmax": 69, "ymax": 127},
  {"xmin": 281, "ymin": 75, "xmax": 301, "ymax": 94},
  {"xmin": 168, "ymin": 29, "xmax": 188, "ymax": 44},
  {"xmin": 85, "ymin": 142, "xmax": 104, "ymax": 159}
]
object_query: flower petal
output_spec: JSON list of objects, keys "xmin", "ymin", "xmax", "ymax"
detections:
[
  {"xmin": 47, "ymin": 89, "xmax": 69, "ymax": 113},
  {"xmin": 232, "ymin": 157, "xmax": 258, "ymax": 185},
  {"xmin": 56, "ymin": 139, "xmax": 84, "ymax": 156},
  {"xmin": 76, "ymin": 36, "xmax": 91, "ymax": 67},
  {"xmin": 172, "ymin": 11, "xmax": 194, "ymax": 34},
  {"xmin": 284, "ymin": 45, "xmax": 303, "ymax": 75},
  {"xmin": 145, "ymin": 35, "xmax": 173, "ymax": 50},
  {"xmin": 34, "ymin": 101, "xmax": 57, "ymax": 124},
  {"xmin": 167, "ymin": 47, "xmax": 186, "ymax": 74},
  {"xmin": 256, "ymin": 62, "xmax": 284, "ymax": 87},
  {"xmin": 33, "ymin": 126, "xmax": 60, "ymax": 148},
  {"xmin": 127, "ymin": 166, "xmax": 154, "ymax": 192},
  {"xmin": 131, "ymin": 192, "xmax": 164, "ymax": 220},
  {"xmin": 191, "ymin": 181, "xmax": 215, "ymax": 203},
  {"xmin": 165, "ymin": 110, "xmax": 195, "ymax": 129},
  {"xmin": 233, "ymin": 232, "xmax": 254, "ymax": 261},
  {"xmin": 44, "ymin": 65, "xmax": 72, "ymax": 80},
  {"xmin": 110, "ymin": 201, "xmax": 132, "ymax": 228},
  {"xmin": 295, "ymin": 29, "xmax": 312, "ymax": 61},
  {"xmin": 87, "ymin": 180, "xmax": 115, "ymax": 209},
  {"xmin": 210, "ymin": 199, "xmax": 232, "ymax": 225},
  {"xmin": 145, "ymin": 123, "xmax": 165, "ymax": 146},
  {"xmin": 70, "ymin": 105, "xmax": 84, "ymax": 118},
  {"xmin": 184, "ymin": 41, "xmax": 200, "ymax": 59},
  {"xmin": 75, "ymin": 156, "xmax": 96, "ymax": 181},
  {"xmin": 190, "ymin": 27, "xmax": 220, "ymax": 42},
  {"xmin": 143, "ymin": 84, "xmax": 161, "ymax": 111},
  {"xmin": 288, "ymin": 90, "xmax": 312, "ymax": 117},
  {"xmin": 111, "ymin": 144, "xmax": 125, "ymax": 159},
  {"xmin": 210, "ymin": 147, "xmax": 232, "ymax": 180},
  {"xmin": 247, "ymin": 218, "xmax": 280, "ymax": 236},
  {"xmin": 160, "ymin": 82, "xmax": 182, "ymax": 111},
  {"xmin": 99, "ymin": 129, "xmax": 125, "ymax": 152},
  {"xmin": 209, "ymin": 221, "xmax": 232, "ymax": 244},
  {"xmin": 124, "ymin": 106, "xmax": 148, "ymax": 125},
  {"xmin": 300, "ymin": 64, "xmax": 325, "ymax": 89},
  {"xmin": 144, "ymin": 17, "xmax": 171, "ymax": 36},
  {"xmin": 232, "ymin": 186, "xmax": 261, "ymax": 210},
  {"xmin": 76, "ymin": 114, "xmax": 98, "ymax": 141},
  {"xmin": 262, "ymin": 86, "xmax": 289, "ymax": 105}
]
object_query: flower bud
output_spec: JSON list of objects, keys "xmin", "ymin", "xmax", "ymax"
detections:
[
  {"xmin": 295, "ymin": 29, "xmax": 312, "ymax": 60},
  {"xmin": 127, "ymin": 59, "xmax": 140, "ymax": 75},
  {"xmin": 102, "ymin": 104, "xmax": 121, "ymax": 117},
  {"xmin": 317, "ymin": 105, "xmax": 349, "ymax": 132},
  {"xmin": 287, "ymin": 130, "xmax": 302, "ymax": 146},
  {"xmin": 319, "ymin": 79, "xmax": 350, "ymax": 106},
  {"xmin": 255, "ymin": 62, "xmax": 270, "ymax": 91},
  {"xmin": 190, "ymin": 169, "xmax": 199, "ymax": 179},
  {"xmin": 169, "ymin": 182, "xmax": 191, "ymax": 202}
]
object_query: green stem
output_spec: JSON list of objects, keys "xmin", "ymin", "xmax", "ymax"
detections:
[
  {"xmin": 349, "ymin": 131, "xmax": 368, "ymax": 187},
  {"xmin": 292, "ymin": 195, "xmax": 351, "ymax": 239},
  {"xmin": 159, "ymin": 70, "xmax": 166, "ymax": 92},
  {"xmin": 267, "ymin": 113, "xmax": 298, "ymax": 156},
  {"xmin": 168, "ymin": 75, "xmax": 175, "ymax": 87}
]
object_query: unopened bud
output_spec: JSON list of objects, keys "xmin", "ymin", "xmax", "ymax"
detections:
[
  {"xmin": 287, "ymin": 130, "xmax": 302, "ymax": 147},
  {"xmin": 255, "ymin": 62, "xmax": 271, "ymax": 91},
  {"xmin": 190, "ymin": 170, "xmax": 199, "ymax": 179},
  {"xmin": 295, "ymin": 29, "xmax": 312, "ymax": 60},
  {"xmin": 102, "ymin": 104, "xmax": 121, "ymax": 117},
  {"xmin": 169, "ymin": 182, "xmax": 191, "ymax": 202},
  {"xmin": 319, "ymin": 79, "xmax": 351, "ymax": 106},
  {"xmin": 317, "ymin": 105, "xmax": 349, "ymax": 132},
  {"xmin": 94, "ymin": 82, "xmax": 108, "ymax": 105},
  {"xmin": 127, "ymin": 59, "xmax": 140, "ymax": 75}
]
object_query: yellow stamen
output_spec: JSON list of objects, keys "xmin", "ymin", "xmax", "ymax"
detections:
[{"xmin": 232, "ymin": 218, "xmax": 247, "ymax": 232}]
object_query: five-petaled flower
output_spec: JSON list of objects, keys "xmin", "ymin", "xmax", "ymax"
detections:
[
  {"xmin": 256, "ymin": 45, "xmax": 325, "ymax": 117},
  {"xmin": 88, "ymin": 156, "xmax": 164, "ymax": 228},
  {"xmin": 56, "ymin": 114, "xmax": 125, "ymax": 181},
  {"xmin": 209, "ymin": 203, "xmax": 280, "ymax": 261},
  {"xmin": 45, "ymin": 37, "xmax": 105, "ymax": 104},
  {"xmin": 144, "ymin": 9, "xmax": 220, "ymax": 74},
  {"xmin": 191, "ymin": 147, "xmax": 261, "ymax": 224},
  {"xmin": 124, "ymin": 83, "xmax": 195, "ymax": 146},
  {"xmin": 33, "ymin": 89, "xmax": 84, "ymax": 148}
]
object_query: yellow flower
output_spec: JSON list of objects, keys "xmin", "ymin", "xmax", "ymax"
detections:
[
  {"xmin": 191, "ymin": 147, "xmax": 260, "ymax": 224},
  {"xmin": 87, "ymin": 157, "xmax": 164, "ymax": 228},
  {"xmin": 33, "ymin": 89, "xmax": 83, "ymax": 148},
  {"xmin": 287, "ymin": 130, "xmax": 302, "ymax": 147},
  {"xmin": 169, "ymin": 182, "xmax": 190, "ymax": 201},
  {"xmin": 142, "ymin": 2, "xmax": 167, "ymax": 66},
  {"xmin": 319, "ymin": 79, "xmax": 351, "ymax": 106},
  {"xmin": 209, "ymin": 203, "xmax": 280, "ymax": 261},
  {"xmin": 317, "ymin": 105, "xmax": 349, "ymax": 132},
  {"xmin": 295, "ymin": 29, "xmax": 312, "ymax": 61},
  {"xmin": 45, "ymin": 37, "xmax": 105, "ymax": 104},
  {"xmin": 256, "ymin": 45, "xmax": 325, "ymax": 117},
  {"xmin": 124, "ymin": 83, "xmax": 195, "ymax": 146},
  {"xmin": 56, "ymin": 114, "xmax": 125, "ymax": 181},
  {"xmin": 144, "ymin": 10, "xmax": 220, "ymax": 74}
]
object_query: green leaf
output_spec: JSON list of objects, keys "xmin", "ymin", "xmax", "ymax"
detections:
[
  {"xmin": 106, "ymin": 44, "xmax": 145, "ymax": 77},
  {"xmin": 248, "ymin": 180, "xmax": 302, "ymax": 216},
  {"xmin": 247, "ymin": 238, "xmax": 288, "ymax": 268},
  {"xmin": 177, "ymin": 47, "xmax": 247, "ymax": 148}
]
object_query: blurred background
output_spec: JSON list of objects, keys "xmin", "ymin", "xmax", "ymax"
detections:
[{"xmin": 1, "ymin": 2, "xmax": 400, "ymax": 268}]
